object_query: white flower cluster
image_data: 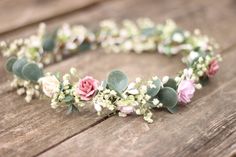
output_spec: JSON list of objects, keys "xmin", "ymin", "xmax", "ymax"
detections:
[
  {"xmin": 97, "ymin": 18, "xmax": 160, "ymax": 53},
  {"xmin": 175, "ymin": 68, "xmax": 202, "ymax": 90},
  {"xmin": 0, "ymin": 23, "xmax": 95, "ymax": 66},
  {"xmin": 93, "ymin": 77, "xmax": 164, "ymax": 123},
  {"xmin": 11, "ymin": 76, "xmax": 40, "ymax": 103}
]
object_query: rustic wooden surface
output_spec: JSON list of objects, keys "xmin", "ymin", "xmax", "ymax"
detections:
[{"xmin": 0, "ymin": 0, "xmax": 236, "ymax": 157}]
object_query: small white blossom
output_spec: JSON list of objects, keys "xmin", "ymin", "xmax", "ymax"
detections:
[
  {"xmin": 152, "ymin": 98, "xmax": 160, "ymax": 105},
  {"xmin": 17, "ymin": 88, "xmax": 25, "ymax": 95},
  {"xmin": 195, "ymin": 83, "xmax": 202, "ymax": 89},
  {"xmin": 162, "ymin": 76, "xmax": 169, "ymax": 84},
  {"xmin": 25, "ymin": 96, "xmax": 32, "ymax": 103},
  {"xmin": 51, "ymin": 101, "xmax": 58, "ymax": 109},
  {"xmin": 70, "ymin": 68, "xmax": 77, "ymax": 76},
  {"xmin": 145, "ymin": 95, "xmax": 151, "ymax": 101},
  {"xmin": 152, "ymin": 76, "xmax": 158, "ymax": 80},
  {"xmin": 135, "ymin": 77, "xmax": 141, "ymax": 83},
  {"xmin": 94, "ymin": 102, "xmax": 102, "ymax": 112}
]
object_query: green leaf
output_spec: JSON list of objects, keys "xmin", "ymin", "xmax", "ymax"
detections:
[
  {"xmin": 12, "ymin": 58, "xmax": 28, "ymax": 79},
  {"xmin": 167, "ymin": 105, "xmax": 178, "ymax": 113},
  {"xmin": 42, "ymin": 36, "xmax": 55, "ymax": 52},
  {"xmin": 164, "ymin": 78, "xmax": 177, "ymax": 90},
  {"xmin": 142, "ymin": 27, "xmax": 159, "ymax": 37},
  {"xmin": 22, "ymin": 63, "xmax": 43, "ymax": 82},
  {"xmin": 107, "ymin": 70, "xmax": 128, "ymax": 93},
  {"xmin": 147, "ymin": 78, "xmax": 161, "ymax": 98},
  {"xmin": 102, "ymin": 80, "xmax": 107, "ymax": 89},
  {"xmin": 79, "ymin": 42, "xmax": 91, "ymax": 52},
  {"xmin": 199, "ymin": 75, "xmax": 209, "ymax": 86},
  {"xmin": 157, "ymin": 87, "xmax": 178, "ymax": 108},
  {"xmin": 42, "ymin": 28, "xmax": 58, "ymax": 52},
  {"xmin": 66, "ymin": 104, "xmax": 78, "ymax": 115},
  {"xmin": 64, "ymin": 95, "xmax": 74, "ymax": 103},
  {"xmin": 5, "ymin": 57, "xmax": 17, "ymax": 72}
]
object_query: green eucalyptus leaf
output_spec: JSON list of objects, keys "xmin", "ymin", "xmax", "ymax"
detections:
[
  {"xmin": 79, "ymin": 42, "xmax": 91, "ymax": 52},
  {"xmin": 5, "ymin": 57, "xmax": 17, "ymax": 72},
  {"xmin": 142, "ymin": 27, "xmax": 159, "ymax": 37},
  {"xmin": 12, "ymin": 58, "xmax": 28, "ymax": 79},
  {"xmin": 22, "ymin": 63, "xmax": 43, "ymax": 82},
  {"xmin": 157, "ymin": 87, "xmax": 178, "ymax": 108},
  {"xmin": 147, "ymin": 78, "xmax": 161, "ymax": 98},
  {"xmin": 42, "ymin": 36, "xmax": 55, "ymax": 52},
  {"xmin": 102, "ymin": 80, "xmax": 107, "ymax": 89},
  {"xmin": 66, "ymin": 104, "xmax": 78, "ymax": 115},
  {"xmin": 167, "ymin": 105, "xmax": 178, "ymax": 114},
  {"xmin": 199, "ymin": 75, "xmax": 209, "ymax": 86},
  {"xmin": 164, "ymin": 78, "xmax": 177, "ymax": 90},
  {"xmin": 107, "ymin": 70, "xmax": 128, "ymax": 93},
  {"xmin": 64, "ymin": 95, "xmax": 74, "ymax": 103}
]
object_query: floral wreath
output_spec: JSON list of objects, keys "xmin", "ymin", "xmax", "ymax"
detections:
[{"xmin": 1, "ymin": 18, "xmax": 222, "ymax": 123}]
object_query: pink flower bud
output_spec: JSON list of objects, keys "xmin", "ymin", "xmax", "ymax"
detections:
[{"xmin": 206, "ymin": 59, "xmax": 219, "ymax": 77}]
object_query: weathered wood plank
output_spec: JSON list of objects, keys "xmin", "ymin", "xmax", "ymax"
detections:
[
  {"xmin": 0, "ymin": 0, "xmax": 236, "ymax": 156},
  {"xmin": 38, "ymin": 51, "xmax": 236, "ymax": 157},
  {"xmin": 0, "ymin": 0, "xmax": 108, "ymax": 35}
]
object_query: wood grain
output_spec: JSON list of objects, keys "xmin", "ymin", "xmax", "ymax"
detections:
[
  {"xmin": 0, "ymin": 0, "xmax": 236, "ymax": 156},
  {"xmin": 0, "ymin": 0, "xmax": 108, "ymax": 35},
  {"xmin": 39, "ymin": 50, "xmax": 236, "ymax": 157}
]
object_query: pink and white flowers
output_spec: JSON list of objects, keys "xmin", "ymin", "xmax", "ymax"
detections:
[
  {"xmin": 118, "ymin": 106, "xmax": 134, "ymax": 114},
  {"xmin": 177, "ymin": 80, "xmax": 195, "ymax": 104},
  {"xmin": 75, "ymin": 76, "xmax": 99, "ymax": 101},
  {"xmin": 206, "ymin": 59, "xmax": 219, "ymax": 77},
  {"xmin": 38, "ymin": 75, "xmax": 60, "ymax": 98}
]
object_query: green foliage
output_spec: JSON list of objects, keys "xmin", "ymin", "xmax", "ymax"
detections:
[
  {"xmin": 164, "ymin": 78, "xmax": 177, "ymax": 90},
  {"xmin": 79, "ymin": 42, "xmax": 91, "ymax": 52},
  {"xmin": 107, "ymin": 70, "xmax": 128, "ymax": 94},
  {"xmin": 142, "ymin": 27, "xmax": 160, "ymax": 37},
  {"xmin": 64, "ymin": 95, "xmax": 74, "ymax": 103},
  {"xmin": 9, "ymin": 57, "xmax": 43, "ymax": 81},
  {"xmin": 102, "ymin": 80, "xmax": 107, "ymax": 89},
  {"xmin": 42, "ymin": 29, "xmax": 58, "ymax": 52},
  {"xmin": 12, "ymin": 58, "xmax": 28, "ymax": 79},
  {"xmin": 66, "ymin": 104, "xmax": 78, "ymax": 115},
  {"xmin": 167, "ymin": 104, "xmax": 178, "ymax": 113},
  {"xmin": 199, "ymin": 75, "xmax": 209, "ymax": 86},
  {"xmin": 22, "ymin": 63, "xmax": 43, "ymax": 82},
  {"xmin": 5, "ymin": 57, "xmax": 17, "ymax": 72},
  {"xmin": 146, "ymin": 78, "xmax": 161, "ymax": 98},
  {"xmin": 157, "ymin": 87, "xmax": 178, "ymax": 108},
  {"xmin": 42, "ymin": 35, "xmax": 55, "ymax": 52}
]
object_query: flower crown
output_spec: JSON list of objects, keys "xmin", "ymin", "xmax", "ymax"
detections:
[{"xmin": 1, "ymin": 18, "xmax": 222, "ymax": 123}]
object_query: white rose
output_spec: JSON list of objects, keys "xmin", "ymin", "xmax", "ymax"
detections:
[{"xmin": 38, "ymin": 75, "xmax": 60, "ymax": 98}]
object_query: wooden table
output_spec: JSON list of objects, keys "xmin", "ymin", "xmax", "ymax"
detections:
[{"xmin": 0, "ymin": 0, "xmax": 236, "ymax": 156}]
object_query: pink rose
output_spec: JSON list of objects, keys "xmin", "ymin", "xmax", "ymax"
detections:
[
  {"xmin": 206, "ymin": 59, "xmax": 219, "ymax": 77},
  {"xmin": 76, "ymin": 76, "xmax": 99, "ymax": 101},
  {"xmin": 177, "ymin": 80, "xmax": 195, "ymax": 104}
]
